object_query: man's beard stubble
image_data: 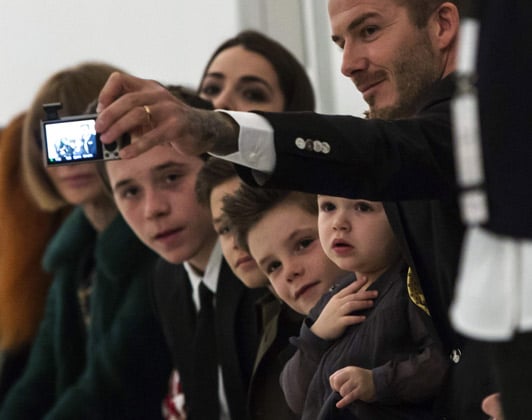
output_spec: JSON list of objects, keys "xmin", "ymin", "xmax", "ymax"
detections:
[{"xmin": 368, "ymin": 31, "xmax": 442, "ymax": 120}]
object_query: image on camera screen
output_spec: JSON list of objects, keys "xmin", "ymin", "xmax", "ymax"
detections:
[{"xmin": 42, "ymin": 117, "xmax": 103, "ymax": 165}]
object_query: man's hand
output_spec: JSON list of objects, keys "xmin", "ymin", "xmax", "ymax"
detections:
[
  {"xmin": 310, "ymin": 276, "xmax": 377, "ymax": 341},
  {"xmin": 329, "ymin": 366, "xmax": 376, "ymax": 408},
  {"xmin": 482, "ymin": 393, "xmax": 504, "ymax": 420},
  {"xmin": 95, "ymin": 72, "xmax": 238, "ymax": 159}
]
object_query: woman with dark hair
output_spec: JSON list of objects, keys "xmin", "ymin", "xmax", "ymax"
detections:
[{"xmin": 198, "ymin": 29, "xmax": 315, "ymax": 112}]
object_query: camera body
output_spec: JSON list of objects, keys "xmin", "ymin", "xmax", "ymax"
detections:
[{"xmin": 40, "ymin": 103, "xmax": 130, "ymax": 166}]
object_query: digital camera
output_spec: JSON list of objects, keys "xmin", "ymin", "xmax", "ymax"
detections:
[{"xmin": 40, "ymin": 103, "xmax": 130, "ymax": 166}]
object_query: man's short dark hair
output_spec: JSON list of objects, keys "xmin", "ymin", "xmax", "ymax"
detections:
[{"xmin": 195, "ymin": 157, "xmax": 238, "ymax": 207}]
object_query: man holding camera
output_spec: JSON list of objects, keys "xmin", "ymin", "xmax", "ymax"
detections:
[{"xmin": 95, "ymin": 0, "xmax": 501, "ymax": 418}]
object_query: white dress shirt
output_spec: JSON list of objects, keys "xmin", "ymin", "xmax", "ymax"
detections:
[{"xmin": 451, "ymin": 228, "xmax": 532, "ymax": 341}]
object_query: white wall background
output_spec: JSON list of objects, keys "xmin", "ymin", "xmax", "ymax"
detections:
[{"xmin": 1, "ymin": 0, "xmax": 366, "ymax": 127}]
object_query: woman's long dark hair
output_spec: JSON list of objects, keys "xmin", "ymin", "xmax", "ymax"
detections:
[{"xmin": 198, "ymin": 30, "xmax": 315, "ymax": 111}]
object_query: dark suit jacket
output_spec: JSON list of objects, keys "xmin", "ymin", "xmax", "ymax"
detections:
[
  {"xmin": 151, "ymin": 257, "xmax": 266, "ymax": 420},
  {"xmin": 248, "ymin": 292, "xmax": 302, "ymax": 420}
]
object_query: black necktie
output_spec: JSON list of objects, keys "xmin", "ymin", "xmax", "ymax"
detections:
[{"xmin": 191, "ymin": 282, "xmax": 220, "ymax": 419}]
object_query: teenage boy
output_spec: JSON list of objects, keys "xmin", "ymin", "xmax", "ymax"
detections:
[{"xmin": 105, "ymin": 147, "xmax": 265, "ymax": 420}]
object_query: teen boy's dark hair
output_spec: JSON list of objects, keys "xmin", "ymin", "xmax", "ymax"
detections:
[{"xmin": 195, "ymin": 158, "xmax": 238, "ymax": 207}]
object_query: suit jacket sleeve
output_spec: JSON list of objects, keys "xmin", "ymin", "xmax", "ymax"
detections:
[{"xmin": 236, "ymin": 78, "xmax": 456, "ymax": 201}]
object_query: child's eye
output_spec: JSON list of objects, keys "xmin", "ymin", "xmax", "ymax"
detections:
[
  {"xmin": 216, "ymin": 224, "xmax": 231, "ymax": 236},
  {"xmin": 158, "ymin": 171, "xmax": 184, "ymax": 189},
  {"xmin": 296, "ymin": 238, "xmax": 315, "ymax": 251},
  {"xmin": 320, "ymin": 201, "xmax": 336, "ymax": 212},
  {"xmin": 119, "ymin": 187, "xmax": 139, "ymax": 200},
  {"xmin": 354, "ymin": 201, "xmax": 373, "ymax": 212},
  {"xmin": 165, "ymin": 173, "xmax": 181, "ymax": 183},
  {"xmin": 266, "ymin": 261, "xmax": 281, "ymax": 274}
]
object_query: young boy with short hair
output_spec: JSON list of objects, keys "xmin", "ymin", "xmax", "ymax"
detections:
[{"xmin": 222, "ymin": 184, "xmax": 374, "ymax": 317}]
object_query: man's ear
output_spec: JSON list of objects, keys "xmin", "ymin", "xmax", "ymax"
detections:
[{"xmin": 429, "ymin": 2, "xmax": 460, "ymax": 51}]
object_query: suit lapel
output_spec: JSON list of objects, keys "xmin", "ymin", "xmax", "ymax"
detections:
[
  {"xmin": 153, "ymin": 260, "xmax": 196, "ymax": 368},
  {"xmin": 215, "ymin": 259, "xmax": 254, "ymax": 419},
  {"xmin": 215, "ymin": 258, "xmax": 245, "ymax": 374}
]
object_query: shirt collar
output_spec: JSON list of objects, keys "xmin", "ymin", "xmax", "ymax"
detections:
[{"xmin": 184, "ymin": 240, "xmax": 223, "ymax": 309}]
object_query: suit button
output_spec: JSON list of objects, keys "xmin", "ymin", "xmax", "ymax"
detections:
[
  {"xmin": 450, "ymin": 348, "xmax": 462, "ymax": 364},
  {"xmin": 313, "ymin": 140, "xmax": 323, "ymax": 153},
  {"xmin": 295, "ymin": 137, "xmax": 306, "ymax": 150},
  {"xmin": 321, "ymin": 141, "xmax": 331, "ymax": 154}
]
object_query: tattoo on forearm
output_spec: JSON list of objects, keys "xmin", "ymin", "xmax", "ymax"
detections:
[{"xmin": 200, "ymin": 111, "xmax": 239, "ymax": 155}]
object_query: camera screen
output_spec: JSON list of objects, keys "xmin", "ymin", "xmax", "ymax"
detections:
[{"xmin": 42, "ymin": 115, "xmax": 103, "ymax": 165}]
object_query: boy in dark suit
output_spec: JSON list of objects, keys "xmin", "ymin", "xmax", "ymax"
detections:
[{"xmin": 105, "ymin": 145, "xmax": 265, "ymax": 420}]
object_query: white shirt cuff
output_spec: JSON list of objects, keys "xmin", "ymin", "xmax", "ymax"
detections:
[
  {"xmin": 210, "ymin": 110, "xmax": 276, "ymax": 176},
  {"xmin": 450, "ymin": 226, "xmax": 532, "ymax": 341}
]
